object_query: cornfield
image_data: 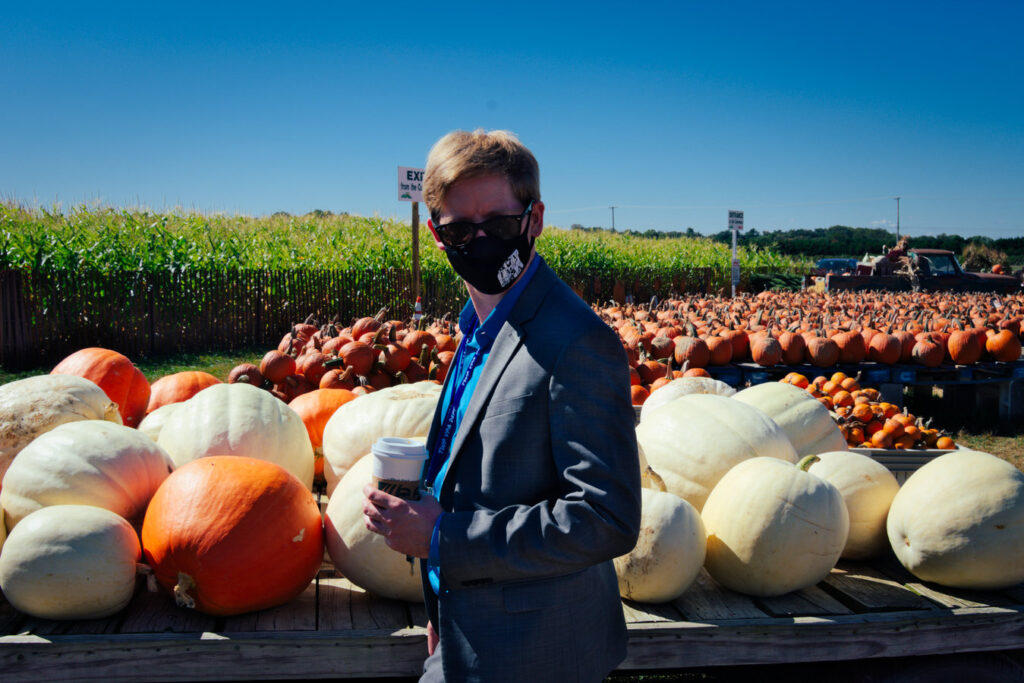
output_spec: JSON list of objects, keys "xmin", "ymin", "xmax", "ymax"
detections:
[{"xmin": 0, "ymin": 202, "xmax": 809, "ymax": 293}]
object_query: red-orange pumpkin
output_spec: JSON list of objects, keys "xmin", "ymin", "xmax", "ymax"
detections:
[
  {"xmin": 911, "ymin": 336, "xmax": 945, "ymax": 368},
  {"xmin": 402, "ymin": 330, "xmax": 437, "ymax": 359},
  {"xmin": 260, "ymin": 350, "xmax": 297, "ymax": 385},
  {"xmin": 340, "ymin": 341, "xmax": 375, "ymax": 377},
  {"xmin": 141, "ymin": 456, "xmax": 323, "ymax": 616},
  {"xmin": 832, "ymin": 330, "xmax": 866, "ymax": 364},
  {"xmin": 147, "ymin": 371, "xmax": 221, "ymax": 414},
  {"xmin": 52, "ymin": 347, "xmax": 150, "ymax": 428},
  {"xmin": 673, "ymin": 336, "xmax": 710, "ymax": 368},
  {"xmin": 722, "ymin": 329, "xmax": 749, "ymax": 362}
]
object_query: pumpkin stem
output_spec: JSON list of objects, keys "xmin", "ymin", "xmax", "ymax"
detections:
[
  {"xmin": 641, "ymin": 466, "xmax": 668, "ymax": 493},
  {"xmin": 174, "ymin": 572, "xmax": 197, "ymax": 609},
  {"xmin": 136, "ymin": 563, "xmax": 158, "ymax": 593},
  {"xmin": 796, "ymin": 454, "xmax": 820, "ymax": 471}
]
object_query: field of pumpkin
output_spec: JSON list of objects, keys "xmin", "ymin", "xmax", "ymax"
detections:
[
  {"xmin": 605, "ymin": 290, "xmax": 1024, "ymax": 405},
  {"xmin": 0, "ymin": 284, "xmax": 1022, "ymax": 623}
]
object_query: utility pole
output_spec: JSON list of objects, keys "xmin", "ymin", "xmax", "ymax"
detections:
[
  {"xmin": 894, "ymin": 196, "xmax": 900, "ymax": 242},
  {"xmin": 609, "ymin": 206, "xmax": 617, "ymax": 231}
]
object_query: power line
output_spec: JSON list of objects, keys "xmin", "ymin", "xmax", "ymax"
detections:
[{"xmin": 546, "ymin": 195, "xmax": 1024, "ymax": 215}]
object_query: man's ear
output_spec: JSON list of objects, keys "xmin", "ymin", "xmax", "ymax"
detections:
[
  {"xmin": 529, "ymin": 200, "xmax": 545, "ymax": 238},
  {"xmin": 426, "ymin": 219, "xmax": 446, "ymax": 250}
]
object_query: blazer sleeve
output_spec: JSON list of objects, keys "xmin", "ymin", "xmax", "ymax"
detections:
[{"xmin": 436, "ymin": 319, "xmax": 642, "ymax": 586}]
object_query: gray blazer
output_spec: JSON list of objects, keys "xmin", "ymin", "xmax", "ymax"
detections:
[{"xmin": 422, "ymin": 258, "xmax": 642, "ymax": 683}]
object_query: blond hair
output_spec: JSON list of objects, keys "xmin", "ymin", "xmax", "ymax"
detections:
[{"xmin": 423, "ymin": 129, "xmax": 540, "ymax": 219}]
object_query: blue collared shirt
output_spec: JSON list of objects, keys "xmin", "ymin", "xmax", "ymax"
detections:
[{"xmin": 427, "ymin": 255, "xmax": 541, "ymax": 595}]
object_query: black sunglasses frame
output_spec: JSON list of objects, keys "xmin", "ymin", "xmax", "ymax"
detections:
[{"xmin": 434, "ymin": 200, "xmax": 534, "ymax": 249}]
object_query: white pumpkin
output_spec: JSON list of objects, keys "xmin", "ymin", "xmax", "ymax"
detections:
[
  {"xmin": 0, "ymin": 504, "xmax": 141, "ymax": 619},
  {"xmin": 887, "ymin": 449, "xmax": 1024, "ymax": 590},
  {"xmin": 702, "ymin": 455, "xmax": 849, "ymax": 597},
  {"xmin": 636, "ymin": 393, "xmax": 797, "ymax": 511},
  {"xmin": 156, "ymin": 382, "xmax": 314, "ymax": 490},
  {"xmin": 732, "ymin": 382, "xmax": 847, "ymax": 456},
  {"xmin": 1, "ymin": 421, "xmax": 174, "ymax": 530},
  {"xmin": 324, "ymin": 453, "xmax": 423, "ymax": 602},
  {"xmin": 137, "ymin": 402, "xmax": 182, "ymax": 443},
  {"xmin": 639, "ymin": 376, "xmax": 736, "ymax": 422},
  {"xmin": 808, "ymin": 450, "xmax": 900, "ymax": 559},
  {"xmin": 614, "ymin": 485, "xmax": 706, "ymax": 603},
  {"xmin": 322, "ymin": 381, "xmax": 442, "ymax": 495},
  {"xmin": 0, "ymin": 374, "xmax": 121, "ymax": 483}
]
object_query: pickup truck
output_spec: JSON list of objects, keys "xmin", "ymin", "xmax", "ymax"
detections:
[{"xmin": 822, "ymin": 248, "xmax": 1021, "ymax": 293}]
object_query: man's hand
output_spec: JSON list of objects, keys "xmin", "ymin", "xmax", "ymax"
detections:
[
  {"xmin": 427, "ymin": 620, "xmax": 439, "ymax": 655},
  {"xmin": 362, "ymin": 485, "xmax": 442, "ymax": 559}
]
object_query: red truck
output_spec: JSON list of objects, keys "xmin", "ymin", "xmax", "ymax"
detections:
[{"xmin": 821, "ymin": 248, "xmax": 1021, "ymax": 293}]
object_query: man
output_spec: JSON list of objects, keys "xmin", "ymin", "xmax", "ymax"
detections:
[{"xmin": 363, "ymin": 129, "xmax": 641, "ymax": 682}]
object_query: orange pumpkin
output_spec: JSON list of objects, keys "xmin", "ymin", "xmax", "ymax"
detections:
[
  {"xmin": 947, "ymin": 330, "xmax": 982, "ymax": 366},
  {"xmin": 986, "ymin": 329, "xmax": 1022, "ymax": 363},
  {"xmin": 867, "ymin": 333, "xmax": 901, "ymax": 365},
  {"xmin": 805, "ymin": 336, "xmax": 839, "ymax": 368},
  {"xmin": 289, "ymin": 388, "xmax": 358, "ymax": 482},
  {"xmin": 147, "ymin": 371, "xmax": 221, "ymax": 414},
  {"xmin": 52, "ymin": 347, "xmax": 150, "ymax": 428},
  {"xmin": 777, "ymin": 331, "xmax": 806, "ymax": 365},
  {"xmin": 630, "ymin": 385, "xmax": 650, "ymax": 406},
  {"xmin": 141, "ymin": 456, "xmax": 323, "ymax": 616},
  {"xmin": 749, "ymin": 335, "xmax": 782, "ymax": 367}
]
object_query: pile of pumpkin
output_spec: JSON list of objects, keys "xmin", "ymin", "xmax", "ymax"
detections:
[
  {"xmin": 1, "ymin": 345, "xmax": 1022, "ymax": 624},
  {"xmin": 604, "ymin": 290, "xmax": 1024, "ymax": 403},
  {"xmin": 778, "ymin": 371, "xmax": 956, "ymax": 450},
  {"xmin": 231, "ymin": 310, "xmax": 458, "ymax": 403},
  {"xmin": 0, "ymin": 345, "xmax": 447, "ymax": 618}
]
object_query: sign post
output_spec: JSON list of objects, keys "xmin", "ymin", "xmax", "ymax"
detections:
[
  {"xmin": 398, "ymin": 166, "xmax": 425, "ymax": 301},
  {"xmin": 728, "ymin": 210, "xmax": 744, "ymax": 298}
]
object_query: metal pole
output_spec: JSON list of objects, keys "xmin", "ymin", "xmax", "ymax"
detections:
[
  {"xmin": 895, "ymin": 196, "xmax": 900, "ymax": 242},
  {"xmin": 412, "ymin": 202, "xmax": 421, "ymax": 300},
  {"xmin": 731, "ymin": 226, "xmax": 738, "ymax": 299},
  {"xmin": 610, "ymin": 206, "xmax": 617, "ymax": 231}
]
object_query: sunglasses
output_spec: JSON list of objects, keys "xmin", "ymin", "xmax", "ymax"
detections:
[{"xmin": 432, "ymin": 200, "xmax": 534, "ymax": 249}]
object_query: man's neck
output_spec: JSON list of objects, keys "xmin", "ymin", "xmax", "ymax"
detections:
[{"xmin": 466, "ymin": 251, "xmax": 536, "ymax": 322}]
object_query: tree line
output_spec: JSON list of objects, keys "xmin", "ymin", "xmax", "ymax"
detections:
[{"xmin": 569, "ymin": 224, "xmax": 1024, "ymax": 263}]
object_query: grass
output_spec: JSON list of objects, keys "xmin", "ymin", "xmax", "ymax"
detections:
[{"xmin": 955, "ymin": 430, "xmax": 1024, "ymax": 470}]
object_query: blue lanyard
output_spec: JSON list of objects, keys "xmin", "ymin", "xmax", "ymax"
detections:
[{"xmin": 426, "ymin": 327, "xmax": 482, "ymax": 484}]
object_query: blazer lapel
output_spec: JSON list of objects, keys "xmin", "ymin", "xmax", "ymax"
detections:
[{"xmin": 438, "ymin": 259, "xmax": 556, "ymax": 496}]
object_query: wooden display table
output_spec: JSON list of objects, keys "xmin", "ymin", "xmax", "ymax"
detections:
[{"xmin": 2, "ymin": 554, "xmax": 1022, "ymax": 680}]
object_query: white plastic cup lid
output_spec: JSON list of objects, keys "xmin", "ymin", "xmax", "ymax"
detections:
[
  {"xmin": 371, "ymin": 436, "xmax": 428, "ymax": 460},
  {"xmin": 371, "ymin": 437, "xmax": 428, "ymax": 481}
]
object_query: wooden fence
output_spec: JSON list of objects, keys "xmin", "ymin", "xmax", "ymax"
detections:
[{"xmin": 0, "ymin": 265, "xmax": 748, "ymax": 370}]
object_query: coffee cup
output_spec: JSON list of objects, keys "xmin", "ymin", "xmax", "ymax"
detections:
[{"xmin": 370, "ymin": 437, "xmax": 429, "ymax": 500}]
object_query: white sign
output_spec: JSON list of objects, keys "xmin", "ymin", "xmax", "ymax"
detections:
[
  {"xmin": 728, "ymin": 210, "xmax": 744, "ymax": 231},
  {"xmin": 398, "ymin": 166, "xmax": 424, "ymax": 202}
]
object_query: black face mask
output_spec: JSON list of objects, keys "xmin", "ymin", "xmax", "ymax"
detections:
[{"xmin": 444, "ymin": 229, "xmax": 534, "ymax": 295}]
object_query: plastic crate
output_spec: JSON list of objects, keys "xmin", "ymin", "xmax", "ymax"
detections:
[{"xmin": 850, "ymin": 446, "xmax": 957, "ymax": 484}]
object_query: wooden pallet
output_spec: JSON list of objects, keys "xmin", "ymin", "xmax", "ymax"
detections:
[{"xmin": 1, "ymin": 557, "xmax": 1022, "ymax": 680}]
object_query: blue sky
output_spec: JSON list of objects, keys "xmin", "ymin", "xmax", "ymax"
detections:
[{"xmin": 2, "ymin": 2, "xmax": 1022, "ymax": 238}]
